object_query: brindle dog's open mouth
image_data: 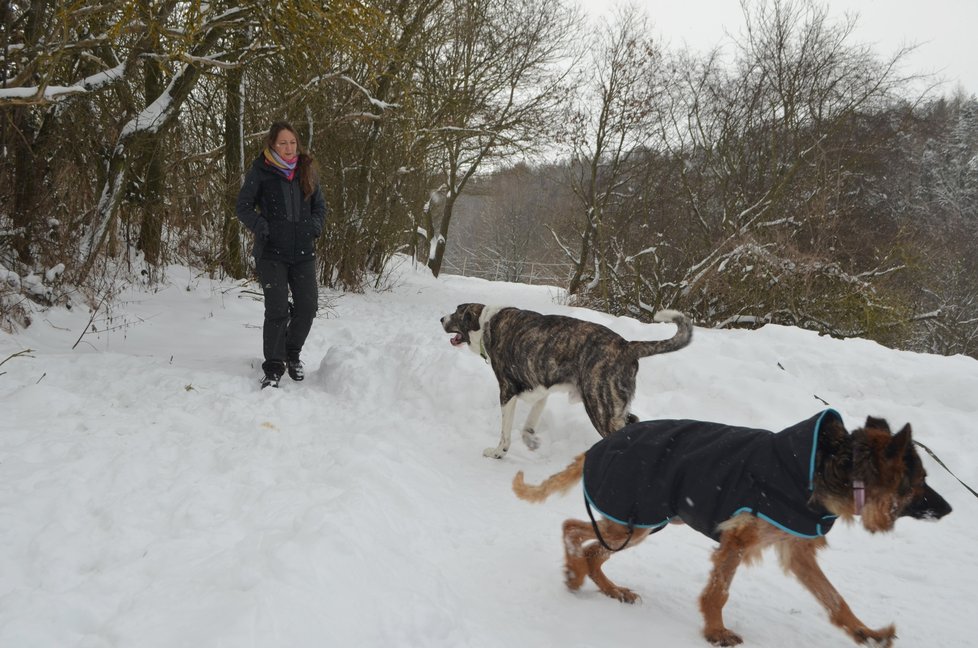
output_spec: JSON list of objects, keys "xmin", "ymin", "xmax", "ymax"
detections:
[{"xmin": 449, "ymin": 332, "xmax": 465, "ymax": 346}]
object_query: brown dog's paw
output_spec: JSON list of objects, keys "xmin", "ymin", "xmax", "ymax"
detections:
[
  {"xmin": 564, "ymin": 564, "xmax": 586, "ymax": 591},
  {"xmin": 604, "ymin": 586, "xmax": 641, "ymax": 604},
  {"xmin": 855, "ymin": 624, "xmax": 896, "ymax": 647},
  {"xmin": 704, "ymin": 628, "xmax": 743, "ymax": 646}
]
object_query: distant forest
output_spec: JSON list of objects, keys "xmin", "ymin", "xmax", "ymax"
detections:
[{"xmin": 2, "ymin": 0, "xmax": 976, "ymax": 358}]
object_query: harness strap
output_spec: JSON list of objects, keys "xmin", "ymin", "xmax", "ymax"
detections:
[
  {"xmin": 584, "ymin": 494, "xmax": 635, "ymax": 552},
  {"xmin": 914, "ymin": 440, "xmax": 978, "ymax": 500}
]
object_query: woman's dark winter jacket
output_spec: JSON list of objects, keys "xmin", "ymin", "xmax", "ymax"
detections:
[
  {"xmin": 582, "ymin": 409, "xmax": 842, "ymax": 540},
  {"xmin": 236, "ymin": 155, "xmax": 327, "ymax": 262}
]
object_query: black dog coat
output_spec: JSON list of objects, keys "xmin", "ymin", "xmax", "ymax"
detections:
[{"xmin": 582, "ymin": 410, "xmax": 842, "ymax": 540}]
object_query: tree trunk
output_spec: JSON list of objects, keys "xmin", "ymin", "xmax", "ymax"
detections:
[
  {"xmin": 135, "ymin": 45, "xmax": 165, "ymax": 267},
  {"xmin": 7, "ymin": 1, "xmax": 49, "ymax": 265},
  {"xmin": 221, "ymin": 37, "xmax": 246, "ymax": 279},
  {"xmin": 427, "ymin": 191, "xmax": 457, "ymax": 278},
  {"xmin": 567, "ymin": 207, "xmax": 597, "ymax": 296},
  {"xmin": 10, "ymin": 106, "xmax": 38, "ymax": 265}
]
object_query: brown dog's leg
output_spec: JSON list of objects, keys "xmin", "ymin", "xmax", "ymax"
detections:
[
  {"xmin": 562, "ymin": 518, "xmax": 650, "ymax": 603},
  {"xmin": 778, "ymin": 539, "xmax": 896, "ymax": 647},
  {"xmin": 584, "ymin": 520, "xmax": 651, "ymax": 603},
  {"xmin": 700, "ymin": 524, "xmax": 759, "ymax": 646},
  {"xmin": 562, "ymin": 519, "xmax": 593, "ymax": 592}
]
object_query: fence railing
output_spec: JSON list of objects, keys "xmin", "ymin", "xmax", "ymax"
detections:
[{"xmin": 440, "ymin": 255, "xmax": 575, "ymax": 287}]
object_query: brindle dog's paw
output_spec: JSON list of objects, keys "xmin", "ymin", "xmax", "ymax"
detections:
[
  {"xmin": 483, "ymin": 446, "xmax": 506, "ymax": 459},
  {"xmin": 522, "ymin": 429, "xmax": 540, "ymax": 451}
]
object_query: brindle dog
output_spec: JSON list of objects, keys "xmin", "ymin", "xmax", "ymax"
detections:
[
  {"xmin": 513, "ymin": 414, "xmax": 952, "ymax": 647},
  {"xmin": 440, "ymin": 303, "xmax": 692, "ymax": 458}
]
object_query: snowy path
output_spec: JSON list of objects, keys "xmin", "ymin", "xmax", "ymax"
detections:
[{"xmin": 1, "ymin": 260, "xmax": 976, "ymax": 647}]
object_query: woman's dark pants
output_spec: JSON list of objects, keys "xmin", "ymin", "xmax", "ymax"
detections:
[{"xmin": 256, "ymin": 257, "xmax": 318, "ymax": 375}]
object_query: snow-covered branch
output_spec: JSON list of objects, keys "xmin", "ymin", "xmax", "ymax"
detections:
[
  {"xmin": 338, "ymin": 75, "xmax": 400, "ymax": 111},
  {"xmin": 0, "ymin": 85, "xmax": 87, "ymax": 106}
]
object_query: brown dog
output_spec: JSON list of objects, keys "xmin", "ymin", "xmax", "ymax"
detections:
[
  {"xmin": 513, "ymin": 411, "xmax": 952, "ymax": 646},
  {"xmin": 440, "ymin": 303, "xmax": 692, "ymax": 458}
]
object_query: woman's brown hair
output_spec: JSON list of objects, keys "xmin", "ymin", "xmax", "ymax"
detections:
[{"xmin": 265, "ymin": 121, "xmax": 320, "ymax": 199}]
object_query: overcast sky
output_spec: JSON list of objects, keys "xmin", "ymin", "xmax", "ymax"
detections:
[{"xmin": 579, "ymin": 0, "xmax": 978, "ymax": 96}]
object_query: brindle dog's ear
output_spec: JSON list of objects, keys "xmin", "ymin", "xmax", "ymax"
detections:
[
  {"xmin": 463, "ymin": 304, "xmax": 482, "ymax": 331},
  {"xmin": 886, "ymin": 423, "xmax": 913, "ymax": 460}
]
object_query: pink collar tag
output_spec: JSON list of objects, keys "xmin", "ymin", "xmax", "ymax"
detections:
[{"xmin": 853, "ymin": 480, "xmax": 866, "ymax": 515}]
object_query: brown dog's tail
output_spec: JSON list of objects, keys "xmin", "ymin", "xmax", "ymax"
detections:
[
  {"xmin": 513, "ymin": 454, "xmax": 585, "ymax": 503},
  {"xmin": 626, "ymin": 310, "xmax": 692, "ymax": 360}
]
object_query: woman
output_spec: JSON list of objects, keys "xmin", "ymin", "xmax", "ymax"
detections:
[{"xmin": 236, "ymin": 121, "xmax": 327, "ymax": 388}]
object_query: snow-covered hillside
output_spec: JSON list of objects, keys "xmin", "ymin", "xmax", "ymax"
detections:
[{"xmin": 1, "ymin": 258, "xmax": 976, "ymax": 647}]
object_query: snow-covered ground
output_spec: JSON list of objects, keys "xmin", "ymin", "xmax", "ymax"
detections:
[{"xmin": 2, "ymin": 258, "xmax": 976, "ymax": 647}]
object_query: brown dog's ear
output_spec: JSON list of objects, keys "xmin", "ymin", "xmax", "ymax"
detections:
[
  {"xmin": 849, "ymin": 426, "xmax": 878, "ymax": 482},
  {"xmin": 864, "ymin": 416, "xmax": 891, "ymax": 433},
  {"xmin": 886, "ymin": 423, "xmax": 913, "ymax": 459},
  {"xmin": 819, "ymin": 416, "xmax": 849, "ymax": 452}
]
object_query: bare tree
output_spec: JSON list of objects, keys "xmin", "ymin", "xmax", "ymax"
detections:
[
  {"xmin": 600, "ymin": 0, "xmax": 918, "ymax": 332},
  {"xmin": 1, "ymin": 1, "xmax": 145, "ymax": 266},
  {"xmin": 893, "ymin": 95, "xmax": 978, "ymax": 355},
  {"xmin": 76, "ymin": 3, "xmax": 257, "ymax": 281},
  {"xmin": 281, "ymin": 0, "xmax": 446, "ymax": 289},
  {"xmin": 415, "ymin": 0, "xmax": 578, "ymax": 277},
  {"xmin": 550, "ymin": 6, "xmax": 664, "ymax": 301}
]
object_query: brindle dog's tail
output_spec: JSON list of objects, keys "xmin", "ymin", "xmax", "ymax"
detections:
[
  {"xmin": 513, "ymin": 454, "xmax": 585, "ymax": 503},
  {"xmin": 626, "ymin": 310, "xmax": 692, "ymax": 360}
]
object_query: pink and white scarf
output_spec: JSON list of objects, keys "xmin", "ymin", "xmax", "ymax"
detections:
[{"xmin": 263, "ymin": 147, "xmax": 298, "ymax": 181}]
